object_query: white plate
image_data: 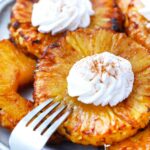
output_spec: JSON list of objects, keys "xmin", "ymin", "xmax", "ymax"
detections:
[{"xmin": 0, "ymin": 1, "xmax": 103, "ymax": 150}]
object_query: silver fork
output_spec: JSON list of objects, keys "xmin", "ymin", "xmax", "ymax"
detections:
[{"xmin": 9, "ymin": 99, "xmax": 70, "ymax": 150}]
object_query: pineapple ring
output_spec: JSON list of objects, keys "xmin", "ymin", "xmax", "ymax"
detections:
[
  {"xmin": 34, "ymin": 29, "xmax": 150, "ymax": 146},
  {"xmin": 0, "ymin": 40, "xmax": 35, "ymax": 130},
  {"xmin": 9, "ymin": 0, "xmax": 123, "ymax": 57},
  {"xmin": 118, "ymin": 0, "xmax": 150, "ymax": 50},
  {"xmin": 109, "ymin": 125, "xmax": 150, "ymax": 150}
]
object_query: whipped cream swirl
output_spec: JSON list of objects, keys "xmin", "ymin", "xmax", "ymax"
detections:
[
  {"xmin": 32, "ymin": 0, "xmax": 94, "ymax": 35},
  {"xmin": 67, "ymin": 52, "xmax": 134, "ymax": 106},
  {"xmin": 138, "ymin": 0, "xmax": 150, "ymax": 27}
]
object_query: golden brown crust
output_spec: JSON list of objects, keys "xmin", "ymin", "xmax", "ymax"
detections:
[
  {"xmin": 109, "ymin": 125, "xmax": 150, "ymax": 150},
  {"xmin": 0, "ymin": 93, "xmax": 33, "ymax": 130},
  {"xmin": 9, "ymin": 0, "xmax": 124, "ymax": 57},
  {"xmin": 34, "ymin": 29, "xmax": 150, "ymax": 146},
  {"xmin": 0, "ymin": 40, "xmax": 35, "ymax": 130},
  {"xmin": 119, "ymin": 0, "xmax": 150, "ymax": 50}
]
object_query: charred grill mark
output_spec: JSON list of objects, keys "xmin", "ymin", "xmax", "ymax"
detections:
[
  {"xmin": 111, "ymin": 18, "xmax": 122, "ymax": 32},
  {"xmin": 111, "ymin": 18, "xmax": 124, "ymax": 32},
  {"xmin": 41, "ymin": 43, "xmax": 60, "ymax": 59},
  {"xmin": 49, "ymin": 43, "xmax": 60, "ymax": 49},
  {"xmin": 111, "ymin": 0, "xmax": 125, "ymax": 32},
  {"xmin": 139, "ymin": 128, "xmax": 145, "ymax": 132},
  {"xmin": 32, "ymin": 40, "xmax": 41, "ymax": 44},
  {"xmin": 9, "ymin": 38, "xmax": 17, "ymax": 46},
  {"xmin": 64, "ymin": 126, "xmax": 71, "ymax": 135},
  {"xmin": 12, "ymin": 21, "xmax": 20, "ymax": 30}
]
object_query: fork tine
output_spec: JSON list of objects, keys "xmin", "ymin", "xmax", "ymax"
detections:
[
  {"xmin": 36, "ymin": 105, "xmax": 66, "ymax": 134},
  {"xmin": 19, "ymin": 99, "xmax": 53, "ymax": 126},
  {"xmin": 29, "ymin": 102, "xmax": 60, "ymax": 129},
  {"xmin": 43, "ymin": 111, "xmax": 70, "ymax": 140}
]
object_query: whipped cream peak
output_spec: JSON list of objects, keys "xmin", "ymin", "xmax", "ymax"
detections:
[
  {"xmin": 32, "ymin": 0, "xmax": 94, "ymax": 35},
  {"xmin": 67, "ymin": 52, "xmax": 134, "ymax": 107},
  {"xmin": 138, "ymin": 0, "xmax": 150, "ymax": 22}
]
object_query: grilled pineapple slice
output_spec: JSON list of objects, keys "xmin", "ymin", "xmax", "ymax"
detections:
[
  {"xmin": 109, "ymin": 125, "xmax": 150, "ymax": 150},
  {"xmin": 0, "ymin": 40, "xmax": 35, "ymax": 130},
  {"xmin": 9, "ymin": 0, "xmax": 123, "ymax": 57},
  {"xmin": 34, "ymin": 29, "xmax": 150, "ymax": 146},
  {"xmin": 119, "ymin": 0, "xmax": 150, "ymax": 50}
]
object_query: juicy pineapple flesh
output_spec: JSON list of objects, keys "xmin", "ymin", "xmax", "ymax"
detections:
[{"xmin": 0, "ymin": 40, "xmax": 35, "ymax": 129}]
